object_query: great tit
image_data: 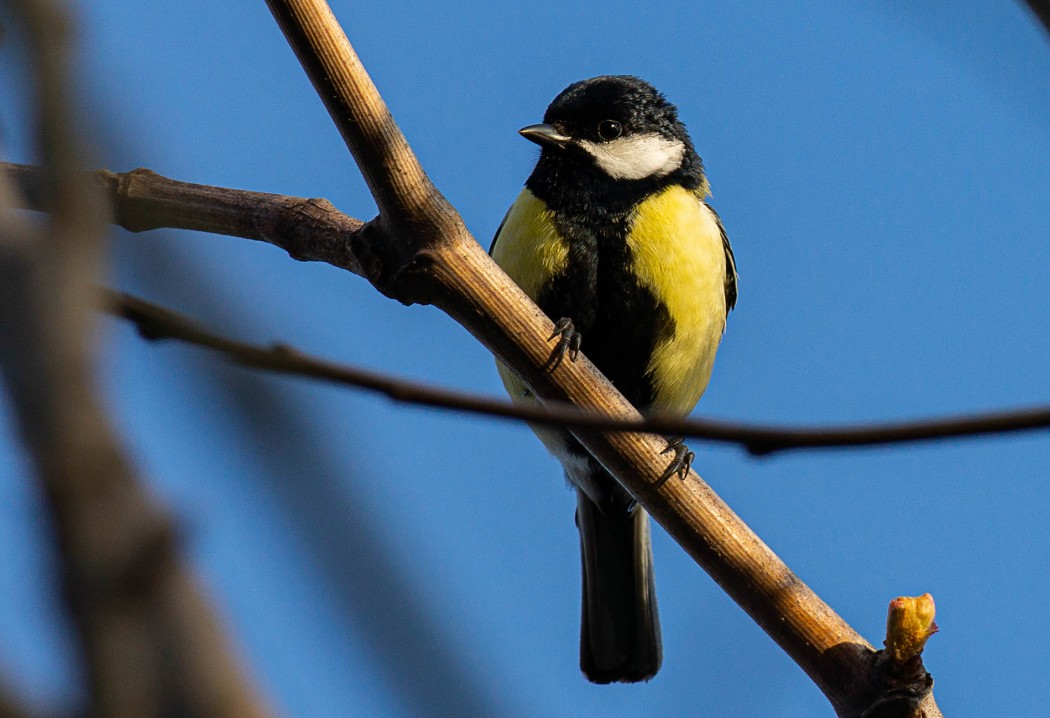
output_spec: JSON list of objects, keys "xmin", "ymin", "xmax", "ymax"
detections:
[{"xmin": 490, "ymin": 75, "xmax": 737, "ymax": 683}]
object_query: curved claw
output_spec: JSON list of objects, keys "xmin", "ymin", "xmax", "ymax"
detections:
[
  {"xmin": 544, "ymin": 317, "xmax": 582, "ymax": 371},
  {"xmin": 654, "ymin": 436, "xmax": 694, "ymax": 488}
]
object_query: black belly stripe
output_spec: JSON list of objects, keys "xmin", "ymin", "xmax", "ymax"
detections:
[
  {"xmin": 523, "ymin": 152, "xmax": 700, "ymax": 413},
  {"xmin": 536, "ymin": 211, "xmax": 674, "ymax": 411}
]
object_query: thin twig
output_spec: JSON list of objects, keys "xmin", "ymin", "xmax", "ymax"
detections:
[
  {"xmin": 106, "ymin": 288, "xmax": 1050, "ymax": 457},
  {"xmin": 7, "ymin": 161, "xmax": 1046, "ymax": 457},
  {"xmin": 6, "ymin": 161, "xmax": 1048, "ymax": 453},
  {"xmin": 9, "ymin": 160, "xmax": 1046, "ymax": 456}
]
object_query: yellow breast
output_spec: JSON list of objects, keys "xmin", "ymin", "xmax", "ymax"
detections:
[
  {"xmin": 490, "ymin": 188, "xmax": 568, "ymax": 301},
  {"xmin": 491, "ymin": 184, "xmax": 728, "ymax": 417},
  {"xmin": 627, "ymin": 185, "xmax": 727, "ymax": 414}
]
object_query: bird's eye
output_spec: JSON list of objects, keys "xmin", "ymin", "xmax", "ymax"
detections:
[{"xmin": 597, "ymin": 120, "xmax": 622, "ymax": 141}]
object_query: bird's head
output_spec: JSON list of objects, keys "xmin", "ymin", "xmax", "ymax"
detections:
[{"xmin": 520, "ymin": 75, "xmax": 700, "ymax": 184}]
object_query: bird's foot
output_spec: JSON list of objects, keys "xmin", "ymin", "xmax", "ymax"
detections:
[
  {"xmin": 655, "ymin": 436, "xmax": 694, "ymax": 488},
  {"xmin": 544, "ymin": 317, "xmax": 582, "ymax": 371}
]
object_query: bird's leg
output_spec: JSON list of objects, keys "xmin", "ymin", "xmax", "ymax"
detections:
[
  {"xmin": 544, "ymin": 317, "xmax": 582, "ymax": 371},
  {"xmin": 654, "ymin": 436, "xmax": 694, "ymax": 488}
]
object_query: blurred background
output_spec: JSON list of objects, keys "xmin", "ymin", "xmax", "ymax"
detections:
[{"xmin": 1, "ymin": 1, "xmax": 1048, "ymax": 715}]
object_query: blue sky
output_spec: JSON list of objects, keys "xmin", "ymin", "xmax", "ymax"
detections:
[{"xmin": 1, "ymin": 1, "xmax": 1048, "ymax": 715}]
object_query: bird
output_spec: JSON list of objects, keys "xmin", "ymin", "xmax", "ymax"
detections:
[{"xmin": 489, "ymin": 75, "xmax": 737, "ymax": 683}]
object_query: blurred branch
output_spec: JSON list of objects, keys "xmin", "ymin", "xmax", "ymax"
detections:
[
  {"xmin": 106, "ymin": 287, "xmax": 1050, "ymax": 455},
  {"xmin": 1022, "ymin": 0, "xmax": 1050, "ymax": 34},
  {"xmin": 0, "ymin": 683, "xmax": 31, "ymax": 718},
  {"xmin": 0, "ymin": 1, "xmax": 268, "ymax": 716}
]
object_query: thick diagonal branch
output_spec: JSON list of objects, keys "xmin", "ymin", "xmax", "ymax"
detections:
[{"xmin": 262, "ymin": 1, "xmax": 942, "ymax": 715}]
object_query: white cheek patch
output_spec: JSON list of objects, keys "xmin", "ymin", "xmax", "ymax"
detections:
[{"xmin": 577, "ymin": 133, "xmax": 686, "ymax": 181}]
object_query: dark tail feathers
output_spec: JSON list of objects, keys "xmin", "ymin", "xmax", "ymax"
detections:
[{"xmin": 576, "ymin": 489, "xmax": 662, "ymax": 683}]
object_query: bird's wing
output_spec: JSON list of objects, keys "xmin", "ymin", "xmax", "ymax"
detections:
[
  {"xmin": 704, "ymin": 201, "xmax": 738, "ymax": 316},
  {"xmin": 488, "ymin": 207, "xmax": 512, "ymax": 255}
]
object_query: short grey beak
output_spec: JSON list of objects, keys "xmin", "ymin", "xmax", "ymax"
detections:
[{"xmin": 519, "ymin": 123, "xmax": 572, "ymax": 150}]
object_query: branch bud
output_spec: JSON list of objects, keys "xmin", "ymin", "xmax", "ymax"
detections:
[{"xmin": 884, "ymin": 593, "xmax": 938, "ymax": 663}]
